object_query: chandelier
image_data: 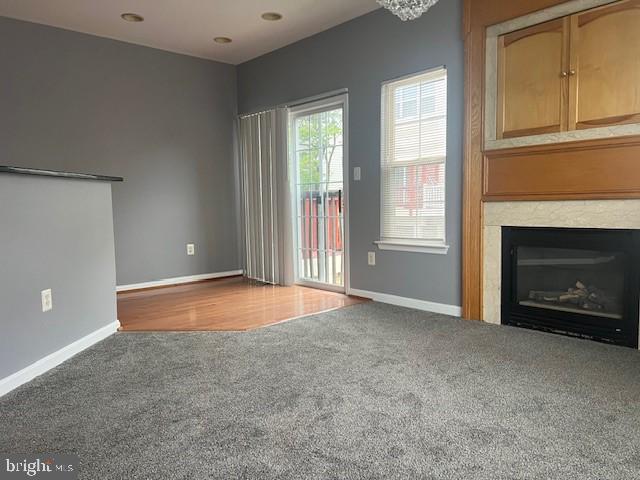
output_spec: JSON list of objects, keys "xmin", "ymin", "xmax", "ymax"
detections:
[{"xmin": 377, "ymin": 0, "xmax": 440, "ymax": 21}]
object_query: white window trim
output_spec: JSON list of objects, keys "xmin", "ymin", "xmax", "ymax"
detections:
[
  {"xmin": 375, "ymin": 240, "xmax": 449, "ymax": 254},
  {"xmin": 378, "ymin": 66, "xmax": 448, "ymax": 255}
]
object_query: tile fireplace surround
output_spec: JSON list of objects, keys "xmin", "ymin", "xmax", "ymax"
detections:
[{"xmin": 483, "ymin": 200, "xmax": 640, "ymax": 348}]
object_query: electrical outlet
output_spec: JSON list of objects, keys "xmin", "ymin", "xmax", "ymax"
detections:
[
  {"xmin": 367, "ymin": 251, "xmax": 376, "ymax": 266},
  {"xmin": 353, "ymin": 167, "xmax": 361, "ymax": 181},
  {"xmin": 187, "ymin": 243, "xmax": 195, "ymax": 256},
  {"xmin": 41, "ymin": 289, "xmax": 53, "ymax": 312}
]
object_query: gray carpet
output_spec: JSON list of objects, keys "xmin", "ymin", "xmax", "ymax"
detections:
[{"xmin": 2, "ymin": 303, "xmax": 640, "ymax": 479}]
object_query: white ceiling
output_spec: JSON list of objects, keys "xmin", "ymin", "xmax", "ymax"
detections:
[{"xmin": 0, "ymin": 0, "xmax": 381, "ymax": 64}]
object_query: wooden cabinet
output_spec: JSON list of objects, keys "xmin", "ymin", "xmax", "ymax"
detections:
[
  {"xmin": 570, "ymin": 0, "xmax": 640, "ymax": 129},
  {"xmin": 497, "ymin": 0, "xmax": 640, "ymax": 140},
  {"xmin": 497, "ymin": 18, "xmax": 568, "ymax": 139}
]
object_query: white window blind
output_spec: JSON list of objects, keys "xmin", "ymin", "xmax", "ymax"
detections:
[{"xmin": 380, "ymin": 67, "xmax": 447, "ymax": 249}]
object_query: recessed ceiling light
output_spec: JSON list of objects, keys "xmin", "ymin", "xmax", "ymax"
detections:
[
  {"xmin": 121, "ymin": 13, "xmax": 144, "ymax": 22},
  {"xmin": 214, "ymin": 37, "xmax": 233, "ymax": 44},
  {"xmin": 261, "ymin": 12, "xmax": 283, "ymax": 21}
]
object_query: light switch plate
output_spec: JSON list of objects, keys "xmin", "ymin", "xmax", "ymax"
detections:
[
  {"xmin": 367, "ymin": 251, "xmax": 376, "ymax": 266},
  {"xmin": 41, "ymin": 289, "xmax": 53, "ymax": 312},
  {"xmin": 187, "ymin": 243, "xmax": 195, "ymax": 256},
  {"xmin": 354, "ymin": 167, "xmax": 361, "ymax": 181}
]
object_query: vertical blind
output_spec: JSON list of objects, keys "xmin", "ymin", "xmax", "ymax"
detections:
[
  {"xmin": 238, "ymin": 109, "xmax": 293, "ymax": 285},
  {"xmin": 380, "ymin": 67, "xmax": 447, "ymax": 245}
]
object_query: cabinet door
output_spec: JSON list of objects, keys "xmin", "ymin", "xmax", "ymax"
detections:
[
  {"xmin": 497, "ymin": 18, "xmax": 569, "ymax": 139},
  {"xmin": 570, "ymin": 0, "xmax": 640, "ymax": 129}
]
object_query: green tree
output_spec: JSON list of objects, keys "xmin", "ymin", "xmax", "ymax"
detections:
[{"xmin": 297, "ymin": 109, "xmax": 342, "ymax": 185}]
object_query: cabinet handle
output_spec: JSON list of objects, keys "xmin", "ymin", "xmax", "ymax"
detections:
[
  {"xmin": 569, "ymin": 69, "xmax": 576, "ymax": 76},
  {"xmin": 560, "ymin": 71, "xmax": 568, "ymax": 77}
]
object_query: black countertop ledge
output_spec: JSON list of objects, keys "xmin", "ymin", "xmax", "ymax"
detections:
[{"xmin": 0, "ymin": 166, "xmax": 123, "ymax": 182}]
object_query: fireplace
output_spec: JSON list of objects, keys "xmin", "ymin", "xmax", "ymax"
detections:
[{"xmin": 501, "ymin": 227, "xmax": 640, "ymax": 348}]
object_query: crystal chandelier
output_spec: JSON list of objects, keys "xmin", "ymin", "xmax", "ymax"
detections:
[{"xmin": 377, "ymin": 0, "xmax": 440, "ymax": 21}]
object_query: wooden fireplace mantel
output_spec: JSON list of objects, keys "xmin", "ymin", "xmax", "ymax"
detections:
[{"xmin": 461, "ymin": 0, "xmax": 640, "ymax": 320}]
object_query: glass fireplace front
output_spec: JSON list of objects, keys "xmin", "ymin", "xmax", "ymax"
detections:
[
  {"xmin": 516, "ymin": 246, "xmax": 625, "ymax": 320},
  {"xmin": 502, "ymin": 227, "xmax": 639, "ymax": 348}
]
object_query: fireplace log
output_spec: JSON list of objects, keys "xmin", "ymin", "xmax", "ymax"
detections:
[
  {"xmin": 567, "ymin": 287, "xmax": 588, "ymax": 298},
  {"xmin": 559, "ymin": 293, "xmax": 581, "ymax": 303},
  {"xmin": 528, "ymin": 290, "xmax": 566, "ymax": 302},
  {"xmin": 580, "ymin": 299, "xmax": 604, "ymax": 311},
  {"xmin": 528, "ymin": 277, "xmax": 620, "ymax": 313}
]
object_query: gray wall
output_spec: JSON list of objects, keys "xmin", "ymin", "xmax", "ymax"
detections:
[
  {"xmin": 0, "ymin": 16, "xmax": 240, "ymax": 286},
  {"xmin": 0, "ymin": 174, "xmax": 117, "ymax": 378},
  {"xmin": 237, "ymin": 2, "xmax": 464, "ymax": 306}
]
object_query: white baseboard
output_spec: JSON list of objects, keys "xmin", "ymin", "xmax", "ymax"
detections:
[
  {"xmin": 116, "ymin": 270, "xmax": 244, "ymax": 292},
  {"xmin": 0, "ymin": 320, "xmax": 120, "ymax": 397},
  {"xmin": 349, "ymin": 288, "xmax": 462, "ymax": 317}
]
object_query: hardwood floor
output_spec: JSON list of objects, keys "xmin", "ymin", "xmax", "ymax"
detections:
[{"xmin": 117, "ymin": 276, "xmax": 367, "ymax": 332}]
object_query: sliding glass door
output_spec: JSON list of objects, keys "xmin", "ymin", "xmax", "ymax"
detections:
[{"xmin": 290, "ymin": 96, "xmax": 347, "ymax": 291}]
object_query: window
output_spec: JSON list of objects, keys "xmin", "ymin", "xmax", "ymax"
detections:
[{"xmin": 377, "ymin": 67, "xmax": 448, "ymax": 254}]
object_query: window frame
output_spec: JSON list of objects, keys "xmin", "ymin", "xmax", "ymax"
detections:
[
  {"xmin": 376, "ymin": 66, "xmax": 449, "ymax": 255},
  {"xmin": 288, "ymin": 93, "xmax": 351, "ymax": 293}
]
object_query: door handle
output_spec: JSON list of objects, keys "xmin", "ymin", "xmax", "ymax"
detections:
[{"xmin": 338, "ymin": 190, "xmax": 342, "ymax": 214}]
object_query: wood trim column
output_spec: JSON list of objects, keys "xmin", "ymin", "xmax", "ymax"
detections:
[{"xmin": 462, "ymin": 0, "xmax": 483, "ymax": 320}]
